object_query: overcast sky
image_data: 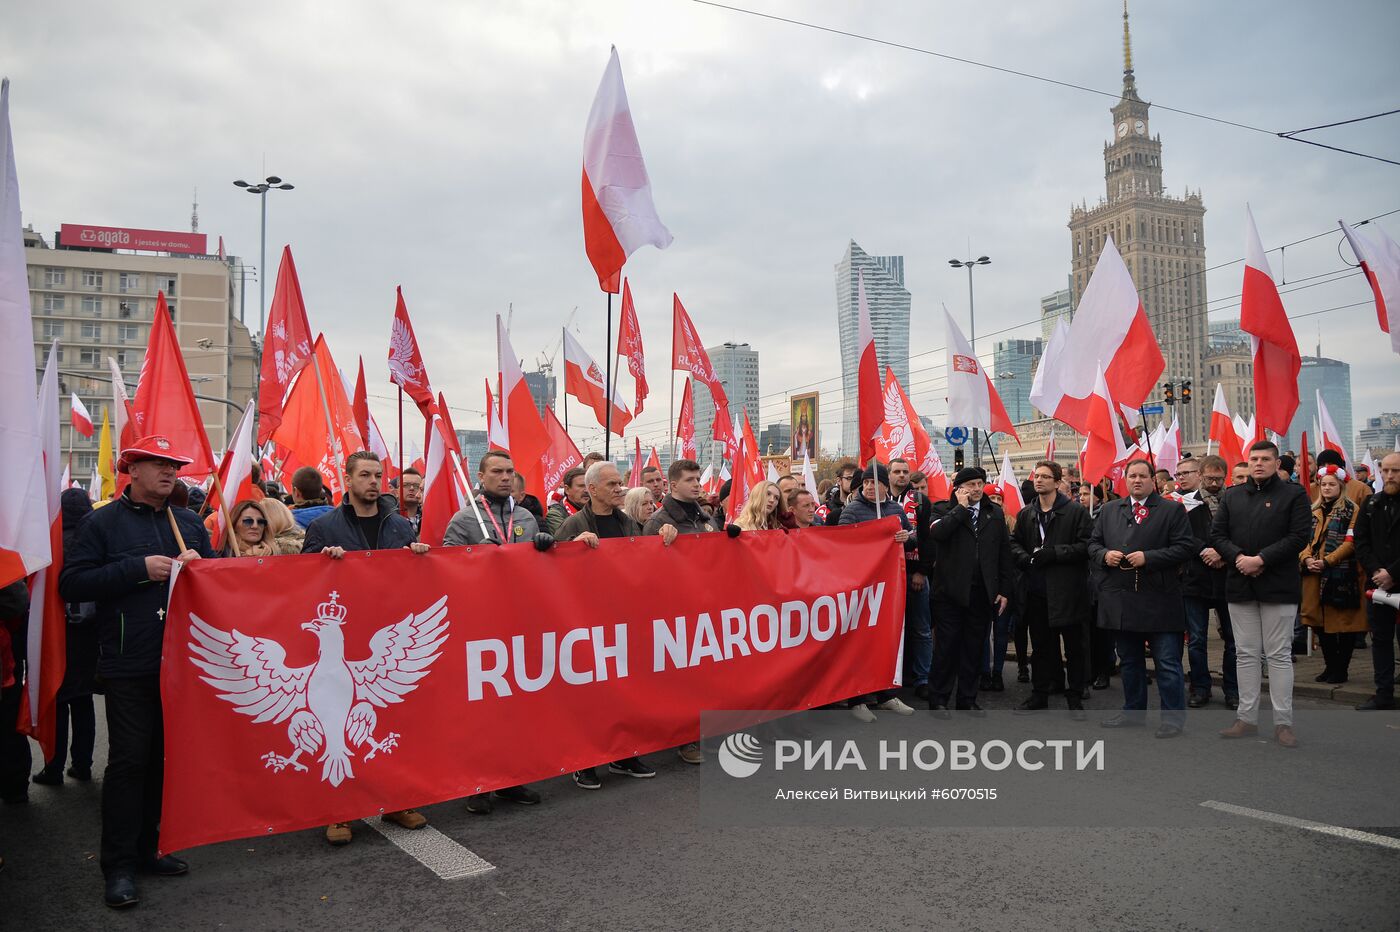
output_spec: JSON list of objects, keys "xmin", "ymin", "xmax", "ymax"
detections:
[{"xmin": 6, "ymin": 0, "xmax": 1398, "ymax": 454}]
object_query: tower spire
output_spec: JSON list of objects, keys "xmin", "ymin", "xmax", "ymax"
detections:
[{"xmin": 1120, "ymin": 1, "xmax": 1138, "ymax": 98}]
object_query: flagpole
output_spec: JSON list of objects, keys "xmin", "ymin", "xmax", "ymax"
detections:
[
  {"xmin": 396, "ymin": 385, "xmax": 405, "ymax": 515},
  {"xmin": 207, "ymin": 469, "xmax": 242, "ymax": 556},
  {"xmin": 604, "ymin": 291, "xmax": 613, "ymax": 460},
  {"xmin": 310, "ymin": 361, "xmax": 346, "ymax": 479},
  {"xmin": 562, "ymin": 326, "xmax": 570, "ymax": 434},
  {"xmin": 1139, "ymin": 406, "xmax": 1156, "ymax": 470},
  {"xmin": 668, "ymin": 372, "xmax": 675, "ymax": 464}
]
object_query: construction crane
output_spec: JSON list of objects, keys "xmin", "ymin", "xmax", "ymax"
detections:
[{"xmin": 537, "ymin": 306, "xmax": 579, "ymax": 377}]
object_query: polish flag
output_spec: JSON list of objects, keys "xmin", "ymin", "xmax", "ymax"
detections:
[
  {"xmin": 498, "ymin": 316, "xmax": 551, "ymax": 499},
  {"xmin": 581, "ymin": 47, "xmax": 673, "ymax": 293},
  {"xmin": 1241, "ymin": 207, "xmax": 1301, "ymax": 434},
  {"xmin": 617, "ymin": 278, "xmax": 648, "ymax": 416},
  {"xmin": 801, "ymin": 451, "xmax": 820, "ymax": 501},
  {"xmin": 1209, "ymin": 383, "xmax": 1244, "ymax": 468},
  {"xmin": 1045, "ymin": 426, "xmax": 1057, "ymax": 463},
  {"xmin": 672, "ymin": 294, "xmax": 727, "ymax": 406},
  {"xmin": 88, "ymin": 462, "xmax": 100, "ymax": 502},
  {"xmin": 1317, "ymin": 390, "xmax": 1346, "ymax": 460},
  {"xmin": 700, "ymin": 464, "xmax": 717, "ymax": 496},
  {"xmin": 108, "ymin": 356, "xmax": 134, "ymax": 450},
  {"xmin": 541, "ymin": 407, "xmax": 583, "ymax": 498},
  {"xmin": 1155, "ymin": 414, "xmax": 1181, "ymax": 477},
  {"xmin": 856, "ymin": 271, "xmax": 884, "ymax": 466},
  {"xmin": 388, "ymin": 287, "xmax": 436, "ymax": 420},
  {"xmin": 418, "ymin": 413, "xmax": 463, "ymax": 548},
  {"xmin": 1340, "ymin": 219, "xmax": 1400, "ymax": 356},
  {"xmin": 18, "ymin": 343, "xmax": 62, "ymax": 755},
  {"xmin": 943, "ymin": 304, "xmax": 1020, "ymax": 443},
  {"xmin": 1030, "ymin": 237, "xmax": 1163, "ymax": 431},
  {"xmin": 996, "ymin": 452, "xmax": 1024, "ymax": 515},
  {"xmin": 676, "ymin": 378, "xmax": 697, "ymax": 460},
  {"xmin": 256, "ymin": 247, "xmax": 314, "ymax": 445},
  {"xmin": 206, "ymin": 398, "xmax": 258, "ymax": 551},
  {"xmin": 129, "ymin": 292, "xmax": 217, "ymax": 478},
  {"xmin": 1081, "ymin": 363, "xmax": 1132, "ymax": 485},
  {"xmin": 629, "ymin": 436, "xmax": 643, "ymax": 488},
  {"xmin": 484, "ymin": 379, "xmax": 507, "ymax": 452},
  {"xmin": 563, "ymin": 328, "xmax": 632, "ymax": 436},
  {"xmin": 1233, "ymin": 413, "xmax": 1261, "ymax": 457},
  {"xmin": 366, "ymin": 411, "xmax": 397, "ymax": 486},
  {"xmin": 765, "ymin": 460, "xmax": 780, "ymax": 484},
  {"xmin": 69, "ymin": 393, "xmax": 93, "ymax": 438}
]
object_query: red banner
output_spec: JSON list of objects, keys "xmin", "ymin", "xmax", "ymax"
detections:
[
  {"xmin": 160, "ymin": 522, "xmax": 905, "ymax": 853},
  {"xmin": 59, "ymin": 223, "xmax": 206, "ymax": 254}
]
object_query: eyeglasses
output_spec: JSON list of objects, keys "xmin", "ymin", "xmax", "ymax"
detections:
[{"xmin": 239, "ymin": 517, "xmax": 267, "ymax": 527}]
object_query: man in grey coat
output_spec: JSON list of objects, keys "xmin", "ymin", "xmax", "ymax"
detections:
[{"xmin": 1088, "ymin": 458, "xmax": 1196, "ymax": 737}]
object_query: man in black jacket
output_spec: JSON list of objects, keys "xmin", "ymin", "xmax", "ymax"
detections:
[
  {"xmin": 644, "ymin": 459, "xmax": 720, "ymax": 540},
  {"xmin": 821, "ymin": 460, "xmax": 858, "ymax": 526},
  {"xmin": 1354, "ymin": 451, "xmax": 1400, "ymax": 710},
  {"xmin": 927, "ymin": 466, "xmax": 1016, "ymax": 716},
  {"xmin": 1010, "ymin": 461, "xmax": 1092, "ymax": 716},
  {"xmin": 1210, "ymin": 441, "xmax": 1313, "ymax": 748},
  {"xmin": 58, "ymin": 436, "xmax": 214, "ymax": 909},
  {"xmin": 301, "ymin": 450, "xmax": 433, "ymax": 842},
  {"xmin": 890, "ymin": 457, "xmax": 934, "ymax": 698},
  {"xmin": 1177, "ymin": 455, "xmax": 1238, "ymax": 710}
]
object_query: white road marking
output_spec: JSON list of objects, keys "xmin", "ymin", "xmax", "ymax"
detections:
[
  {"xmin": 1201, "ymin": 800, "xmax": 1400, "ymax": 851},
  {"xmin": 364, "ymin": 819, "xmax": 497, "ymax": 879}
]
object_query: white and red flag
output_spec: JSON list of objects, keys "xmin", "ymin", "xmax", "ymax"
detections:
[
  {"xmin": 856, "ymin": 271, "xmax": 884, "ymax": 466},
  {"xmin": 1030, "ymin": 237, "xmax": 1163, "ymax": 431},
  {"xmin": 646, "ymin": 446, "xmax": 662, "ymax": 476},
  {"xmin": 629, "ymin": 436, "xmax": 643, "ymax": 488},
  {"xmin": 997, "ymin": 452, "xmax": 1024, "ymax": 515},
  {"xmin": 672, "ymin": 294, "xmax": 727, "ymax": 406},
  {"xmin": 617, "ymin": 278, "xmax": 648, "ymax": 415},
  {"xmin": 1045, "ymin": 427, "xmax": 1057, "ymax": 463},
  {"xmin": 1209, "ymin": 383, "xmax": 1244, "ymax": 467},
  {"xmin": 1340, "ymin": 219, "xmax": 1400, "ymax": 357},
  {"xmin": 581, "ymin": 47, "xmax": 673, "ymax": 293},
  {"xmin": 19, "ymin": 342, "xmax": 63, "ymax": 756},
  {"xmin": 498, "ymin": 316, "xmax": 551, "ymax": 499},
  {"xmin": 69, "ymin": 392, "xmax": 93, "ymax": 438},
  {"xmin": 942, "ymin": 304, "xmax": 1019, "ymax": 443},
  {"xmin": 129, "ymin": 291, "xmax": 217, "ymax": 479},
  {"xmin": 1155, "ymin": 414, "xmax": 1181, "ymax": 477},
  {"xmin": 676, "ymin": 378, "xmax": 697, "ymax": 460},
  {"xmin": 1240, "ymin": 207, "xmax": 1301, "ymax": 435},
  {"xmin": 206, "ymin": 398, "xmax": 258, "ymax": 551},
  {"xmin": 108, "ymin": 356, "xmax": 134, "ymax": 450},
  {"xmin": 388, "ymin": 287, "xmax": 436, "ymax": 420},
  {"xmin": 1317, "ymin": 390, "xmax": 1346, "ymax": 460},
  {"xmin": 484, "ymin": 379, "xmax": 507, "ymax": 452},
  {"xmin": 563, "ymin": 328, "xmax": 632, "ymax": 436},
  {"xmin": 1081, "ymin": 364, "xmax": 1132, "ymax": 485},
  {"xmin": 256, "ymin": 246, "xmax": 314, "ymax": 445}
]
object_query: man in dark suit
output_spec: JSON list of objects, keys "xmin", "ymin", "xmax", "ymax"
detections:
[
  {"xmin": 927, "ymin": 466, "xmax": 1016, "ymax": 716},
  {"xmin": 1088, "ymin": 458, "xmax": 1196, "ymax": 738}
]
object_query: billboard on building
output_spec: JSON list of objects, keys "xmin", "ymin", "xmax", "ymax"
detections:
[
  {"xmin": 59, "ymin": 223, "xmax": 207, "ymax": 255},
  {"xmin": 790, "ymin": 391, "xmax": 819, "ymax": 459}
]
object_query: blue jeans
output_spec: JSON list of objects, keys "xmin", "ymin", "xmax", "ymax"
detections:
[
  {"xmin": 1183, "ymin": 597, "xmax": 1237, "ymax": 698},
  {"xmin": 983, "ymin": 609, "xmax": 1015, "ymax": 676},
  {"xmin": 904, "ymin": 583, "xmax": 932, "ymax": 687},
  {"xmin": 1114, "ymin": 631, "xmax": 1186, "ymax": 727}
]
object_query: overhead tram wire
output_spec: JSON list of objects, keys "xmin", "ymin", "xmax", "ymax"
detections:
[{"xmin": 691, "ymin": 0, "xmax": 1400, "ymax": 168}]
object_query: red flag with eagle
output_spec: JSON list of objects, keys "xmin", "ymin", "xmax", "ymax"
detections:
[
  {"xmin": 256, "ymin": 246, "xmax": 314, "ymax": 445},
  {"xmin": 616, "ymin": 278, "xmax": 648, "ymax": 415},
  {"xmin": 388, "ymin": 287, "xmax": 436, "ymax": 420}
]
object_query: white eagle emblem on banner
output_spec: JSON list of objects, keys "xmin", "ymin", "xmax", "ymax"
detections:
[
  {"xmin": 187, "ymin": 592, "xmax": 449, "ymax": 786},
  {"xmin": 387, "ymin": 317, "xmax": 425, "ymax": 388},
  {"xmin": 882, "ymin": 380, "xmax": 913, "ymax": 459}
]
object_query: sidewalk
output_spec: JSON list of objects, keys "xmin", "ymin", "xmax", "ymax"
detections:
[{"xmin": 1205, "ymin": 627, "xmax": 1389, "ymax": 705}]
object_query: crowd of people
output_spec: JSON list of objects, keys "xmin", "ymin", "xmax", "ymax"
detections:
[{"xmin": 1, "ymin": 431, "xmax": 1397, "ymax": 908}]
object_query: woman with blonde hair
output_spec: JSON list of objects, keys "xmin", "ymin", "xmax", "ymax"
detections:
[
  {"xmin": 225, "ymin": 499, "xmax": 276, "ymax": 557},
  {"xmin": 1300, "ymin": 466, "xmax": 1368, "ymax": 684},
  {"xmin": 622, "ymin": 486, "xmax": 657, "ymax": 526},
  {"xmin": 260, "ymin": 497, "xmax": 306, "ymax": 555},
  {"xmin": 735, "ymin": 481, "xmax": 788, "ymax": 531}
]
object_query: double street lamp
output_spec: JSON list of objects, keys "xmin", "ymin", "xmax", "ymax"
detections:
[
  {"xmin": 232, "ymin": 175, "xmax": 295, "ymax": 335},
  {"xmin": 948, "ymin": 255, "xmax": 991, "ymax": 466}
]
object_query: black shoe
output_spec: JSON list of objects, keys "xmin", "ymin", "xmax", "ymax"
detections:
[
  {"xmin": 956, "ymin": 702, "xmax": 986, "ymax": 717},
  {"xmin": 1326, "ymin": 673, "xmax": 1348, "ymax": 685},
  {"xmin": 978, "ymin": 673, "xmax": 994, "ymax": 691},
  {"xmin": 66, "ymin": 765, "xmax": 91, "ymax": 781},
  {"xmin": 1356, "ymin": 695, "xmax": 1397, "ymax": 711},
  {"xmin": 608, "ymin": 757, "xmax": 656, "ymax": 779},
  {"xmin": 493, "ymin": 784, "xmax": 541, "ymax": 806},
  {"xmin": 573, "ymin": 768, "xmax": 601, "ymax": 790},
  {"xmin": 930, "ymin": 704, "xmax": 951, "ymax": 720},
  {"xmin": 1155, "ymin": 724, "xmax": 1184, "ymax": 739},
  {"xmin": 140, "ymin": 855, "xmax": 188, "ymax": 877},
  {"xmin": 1187, "ymin": 693, "xmax": 1208, "ymax": 709},
  {"xmin": 465, "ymin": 793, "xmax": 495, "ymax": 814},
  {"xmin": 1100, "ymin": 713, "xmax": 1144, "ymax": 728},
  {"xmin": 31, "ymin": 767, "xmax": 63, "ymax": 786},
  {"xmin": 1014, "ymin": 696, "xmax": 1049, "ymax": 714},
  {"xmin": 1017, "ymin": 667, "xmax": 1030, "ymax": 684},
  {"xmin": 1313, "ymin": 670, "xmax": 1332, "ymax": 683},
  {"xmin": 104, "ymin": 872, "xmax": 139, "ymax": 909},
  {"xmin": 1225, "ymin": 695, "xmax": 1239, "ymax": 711},
  {"xmin": 990, "ymin": 672, "xmax": 1005, "ymax": 692},
  {"xmin": 913, "ymin": 684, "xmax": 930, "ymax": 701},
  {"xmin": 1092, "ymin": 675, "xmax": 1110, "ymax": 690}
]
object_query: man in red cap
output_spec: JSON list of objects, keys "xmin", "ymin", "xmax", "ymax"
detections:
[{"xmin": 60, "ymin": 435, "xmax": 214, "ymax": 909}]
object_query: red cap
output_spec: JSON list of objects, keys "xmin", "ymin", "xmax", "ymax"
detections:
[{"xmin": 117, "ymin": 435, "xmax": 194, "ymax": 473}]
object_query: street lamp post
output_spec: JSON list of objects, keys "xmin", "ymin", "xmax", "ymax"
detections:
[
  {"xmin": 948, "ymin": 255, "xmax": 991, "ymax": 467},
  {"xmin": 232, "ymin": 175, "xmax": 295, "ymax": 334}
]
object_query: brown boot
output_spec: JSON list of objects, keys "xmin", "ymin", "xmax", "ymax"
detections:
[
  {"xmin": 1274, "ymin": 725, "xmax": 1299, "ymax": 749},
  {"xmin": 1218, "ymin": 719, "xmax": 1258, "ymax": 739},
  {"xmin": 325, "ymin": 822, "xmax": 352, "ymax": 846},
  {"xmin": 382, "ymin": 809, "xmax": 427, "ymax": 830}
]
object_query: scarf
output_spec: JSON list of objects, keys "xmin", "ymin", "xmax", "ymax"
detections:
[{"xmin": 1318, "ymin": 497, "xmax": 1354, "ymax": 563}]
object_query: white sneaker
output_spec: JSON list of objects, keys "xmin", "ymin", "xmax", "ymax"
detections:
[
  {"xmin": 878, "ymin": 697, "xmax": 916, "ymax": 715},
  {"xmin": 849, "ymin": 703, "xmax": 876, "ymax": 723}
]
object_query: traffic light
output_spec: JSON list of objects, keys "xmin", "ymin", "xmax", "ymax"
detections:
[
  {"xmin": 1180, "ymin": 380, "xmax": 1192, "ymax": 405},
  {"xmin": 954, "ymin": 447, "xmax": 964, "ymax": 470},
  {"xmin": 1163, "ymin": 382, "xmax": 1177, "ymax": 406}
]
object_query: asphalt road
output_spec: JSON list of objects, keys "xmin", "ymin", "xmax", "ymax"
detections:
[{"xmin": 3, "ymin": 681, "xmax": 1399, "ymax": 932}]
